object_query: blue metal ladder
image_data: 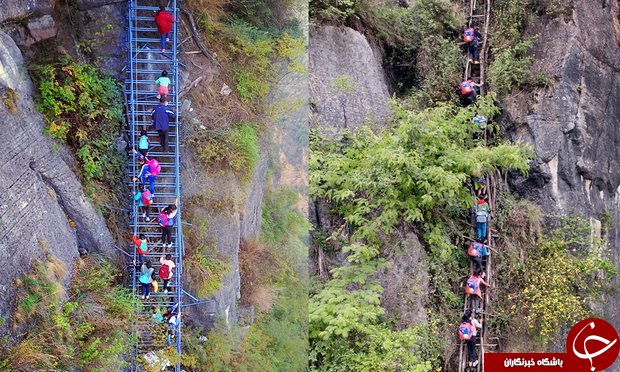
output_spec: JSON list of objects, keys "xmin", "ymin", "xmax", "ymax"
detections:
[{"xmin": 125, "ymin": 1, "xmax": 185, "ymax": 370}]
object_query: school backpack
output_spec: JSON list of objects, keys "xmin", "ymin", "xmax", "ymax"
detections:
[
  {"xmin": 158, "ymin": 211, "xmax": 169, "ymax": 227},
  {"xmin": 463, "ymin": 28, "xmax": 475, "ymax": 42},
  {"xmin": 473, "ymin": 115, "xmax": 488, "ymax": 126},
  {"xmin": 476, "ymin": 208, "xmax": 488, "ymax": 223},
  {"xmin": 141, "ymin": 190, "xmax": 154, "ymax": 207},
  {"xmin": 468, "ymin": 242, "xmax": 482, "ymax": 257},
  {"xmin": 139, "ymin": 135, "xmax": 149, "ymax": 150},
  {"xmin": 460, "ymin": 81, "xmax": 474, "ymax": 95},
  {"xmin": 139, "ymin": 271, "xmax": 151, "ymax": 284},
  {"xmin": 466, "ymin": 277, "xmax": 479, "ymax": 295},
  {"xmin": 159, "ymin": 263, "xmax": 171, "ymax": 279},
  {"xmin": 137, "ymin": 240, "xmax": 148, "ymax": 255},
  {"xmin": 458, "ymin": 322, "xmax": 474, "ymax": 340},
  {"xmin": 141, "ymin": 189, "xmax": 154, "ymax": 206},
  {"xmin": 148, "ymin": 159, "xmax": 161, "ymax": 176}
]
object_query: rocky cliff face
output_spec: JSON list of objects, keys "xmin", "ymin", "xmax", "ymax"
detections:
[
  {"xmin": 503, "ymin": 0, "xmax": 620, "ymax": 328},
  {"xmin": 0, "ymin": 30, "xmax": 116, "ymax": 337},
  {"xmin": 309, "ymin": 23, "xmax": 428, "ymax": 327},
  {"xmin": 310, "ymin": 25, "xmax": 391, "ymax": 131}
]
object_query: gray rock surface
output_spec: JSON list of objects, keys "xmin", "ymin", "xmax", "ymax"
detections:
[
  {"xmin": 269, "ymin": 50, "xmax": 309, "ymax": 216},
  {"xmin": 378, "ymin": 232, "xmax": 428, "ymax": 327},
  {"xmin": 0, "ymin": 30, "xmax": 115, "ymax": 337},
  {"xmin": 240, "ymin": 149, "xmax": 269, "ymax": 241},
  {"xmin": 503, "ymin": 0, "xmax": 620, "ymax": 332},
  {"xmin": 23, "ymin": 14, "xmax": 57, "ymax": 46},
  {"xmin": 181, "ymin": 139, "xmax": 271, "ymax": 329},
  {"xmin": 0, "ymin": 0, "xmax": 54, "ymax": 24},
  {"xmin": 76, "ymin": 0, "xmax": 125, "ymax": 11},
  {"xmin": 179, "ymin": 129, "xmax": 242, "ymax": 327},
  {"xmin": 310, "ymin": 25, "xmax": 391, "ymax": 131},
  {"xmin": 74, "ymin": 3, "xmax": 126, "ymax": 73}
]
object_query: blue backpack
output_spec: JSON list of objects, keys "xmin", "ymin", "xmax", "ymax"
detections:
[{"xmin": 139, "ymin": 135, "xmax": 149, "ymax": 150}]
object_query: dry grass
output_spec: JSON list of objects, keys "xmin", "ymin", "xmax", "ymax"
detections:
[
  {"xmin": 2, "ymin": 87, "xmax": 18, "ymax": 114},
  {"xmin": 239, "ymin": 238, "xmax": 279, "ymax": 312},
  {"xmin": 185, "ymin": 0, "xmax": 229, "ymax": 21},
  {"xmin": 248, "ymin": 285, "xmax": 275, "ymax": 312},
  {"xmin": 12, "ymin": 255, "xmax": 67, "ymax": 328},
  {"xmin": 6, "ymin": 338, "xmax": 60, "ymax": 371}
]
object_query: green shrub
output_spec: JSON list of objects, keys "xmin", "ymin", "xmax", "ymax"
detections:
[
  {"xmin": 309, "ymin": 244, "xmax": 442, "ymax": 370},
  {"xmin": 371, "ymin": 0, "xmax": 461, "ymax": 97},
  {"xmin": 491, "ymin": 200, "xmax": 617, "ymax": 348},
  {"xmin": 187, "ymin": 250, "xmax": 230, "ymax": 298},
  {"xmin": 310, "ymin": 0, "xmax": 358, "ymax": 22},
  {"xmin": 228, "ymin": 20, "xmax": 306, "ymax": 104},
  {"xmin": 490, "ymin": 0, "xmax": 529, "ymax": 48},
  {"xmin": 32, "ymin": 55, "xmax": 124, "ymax": 185},
  {"xmin": 488, "ymin": 38, "xmax": 535, "ymax": 94},
  {"xmin": 184, "ymin": 213, "xmax": 231, "ymax": 298},
  {"xmin": 518, "ymin": 216, "xmax": 616, "ymax": 345},
  {"xmin": 191, "ymin": 122, "xmax": 260, "ymax": 183},
  {"xmin": 1, "ymin": 257, "xmax": 135, "ymax": 371}
]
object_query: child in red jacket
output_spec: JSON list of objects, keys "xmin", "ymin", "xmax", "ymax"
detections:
[
  {"xmin": 155, "ymin": 6, "xmax": 174, "ymax": 53},
  {"xmin": 132, "ymin": 233, "xmax": 149, "ymax": 266}
]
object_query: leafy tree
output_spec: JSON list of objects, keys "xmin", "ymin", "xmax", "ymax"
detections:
[{"xmin": 309, "ymin": 244, "xmax": 440, "ymax": 371}]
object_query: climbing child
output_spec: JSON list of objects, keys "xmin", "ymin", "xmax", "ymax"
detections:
[
  {"xmin": 463, "ymin": 22, "xmax": 482, "ymax": 64},
  {"xmin": 158, "ymin": 199, "xmax": 178, "ymax": 249},
  {"xmin": 154, "ymin": 6, "xmax": 175, "ymax": 53},
  {"xmin": 139, "ymin": 130, "xmax": 150, "ymax": 157},
  {"xmin": 139, "ymin": 260, "xmax": 154, "ymax": 300},
  {"xmin": 159, "ymin": 253, "xmax": 176, "ymax": 294},
  {"xmin": 133, "ymin": 183, "xmax": 153, "ymax": 222},
  {"xmin": 474, "ymin": 196, "xmax": 490, "ymax": 239},
  {"xmin": 472, "ymin": 113, "xmax": 488, "ymax": 130},
  {"xmin": 467, "ymin": 238, "xmax": 489, "ymax": 272},
  {"xmin": 465, "ymin": 270, "xmax": 491, "ymax": 314},
  {"xmin": 458, "ymin": 309, "xmax": 483, "ymax": 368},
  {"xmin": 156, "ymin": 70, "xmax": 171, "ymax": 99},
  {"xmin": 458, "ymin": 77, "xmax": 482, "ymax": 106},
  {"xmin": 132, "ymin": 233, "xmax": 149, "ymax": 266},
  {"xmin": 133, "ymin": 156, "xmax": 161, "ymax": 195}
]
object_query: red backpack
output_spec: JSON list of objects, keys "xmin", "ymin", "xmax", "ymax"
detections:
[
  {"xmin": 466, "ymin": 276, "xmax": 480, "ymax": 295},
  {"xmin": 148, "ymin": 159, "xmax": 161, "ymax": 176},
  {"xmin": 159, "ymin": 263, "xmax": 170, "ymax": 279},
  {"xmin": 460, "ymin": 81, "xmax": 474, "ymax": 95},
  {"xmin": 141, "ymin": 189, "xmax": 154, "ymax": 206},
  {"xmin": 463, "ymin": 28, "xmax": 475, "ymax": 42},
  {"xmin": 468, "ymin": 242, "xmax": 481, "ymax": 257}
]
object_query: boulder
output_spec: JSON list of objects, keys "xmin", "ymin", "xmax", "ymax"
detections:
[
  {"xmin": 378, "ymin": 233, "xmax": 428, "ymax": 328},
  {"xmin": 310, "ymin": 25, "xmax": 391, "ymax": 132},
  {"xmin": 75, "ymin": 0, "xmax": 125, "ymax": 11},
  {"xmin": 0, "ymin": 0, "xmax": 54, "ymax": 24},
  {"xmin": 23, "ymin": 14, "xmax": 57, "ymax": 45}
]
